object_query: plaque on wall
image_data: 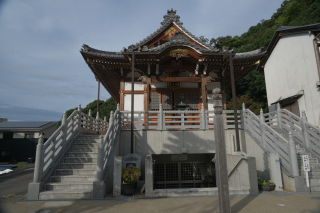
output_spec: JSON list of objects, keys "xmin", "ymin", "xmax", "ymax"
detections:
[{"xmin": 171, "ymin": 154, "xmax": 187, "ymax": 161}]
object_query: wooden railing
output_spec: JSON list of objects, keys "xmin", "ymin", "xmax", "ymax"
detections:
[{"xmin": 120, "ymin": 104, "xmax": 242, "ymax": 131}]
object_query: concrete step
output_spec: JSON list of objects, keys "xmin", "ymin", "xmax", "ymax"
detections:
[
  {"xmin": 298, "ymin": 158, "xmax": 318, "ymax": 164},
  {"xmin": 72, "ymin": 143, "xmax": 99, "ymax": 148},
  {"xmin": 39, "ymin": 190, "xmax": 92, "ymax": 200},
  {"xmin": 60, "ymin": 163, "xmax": 97, "ymax": 169},
  {"xmin": 64, "ymin": 157, "xmax": 97, "ymax": 163},
  {"xmin": 74, "ymin": 139, "xmax": 98, "ymax": 144},
  {"xmin": 55, "ymin": 169, "xmax": 96, "ymax": 176},
  {"xmin": 67, "ymin": 152, "xmax": 97, "ymax": 158},
  {"xmin": 70, "ymin": 147, "xmax": 98, "ymax": 152},
  {"xmin": 153, "ymin": 187, "xmax": 250, "ymax": 197},
  {"xmin": 78, "ymin": 135, "xmax": 100, "ymax": 139},
  {"xmin": 51, "ymin": 175, "xmax": 96, "ymax": 183},
  {"xmin": 300, "ymin": 170, "xmax": 320, "ymax": 177},
  {"xmin": 45, "ymin": 182, "xmax": 93, "ymax": 191},
  {"xmin": 309, "ymin": 178, "xmax": 320, "ymax": 186}
]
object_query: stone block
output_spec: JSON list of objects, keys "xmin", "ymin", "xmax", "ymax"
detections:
[{"xmin": 113, "ymin": 156, "xmax": 122, "ymax": 197}]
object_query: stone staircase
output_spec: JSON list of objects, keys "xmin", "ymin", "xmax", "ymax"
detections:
[
  {"xmin": 296, "ymin": 145, "xmax": 320, "ymax": 192},
  {"xmin": 39, "ymin": 135, "xmax": 99, "ymax": 200},
  {"xmin": 273, "ymin": 128, "xmax": 320, "ymax": 191}
]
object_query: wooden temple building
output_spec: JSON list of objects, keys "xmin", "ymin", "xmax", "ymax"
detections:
[{"xmin": 80, "ymin": 9, "xmax": 267, "ymax": 113}]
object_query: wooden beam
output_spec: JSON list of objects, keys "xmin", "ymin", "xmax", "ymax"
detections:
[
  {"xmin": 120, "ymin": 78, "xmax": 124, "ymax": 111},
  {"xmin": 201, "ymin": 77, "xmax": 208, "ymax": 110},
  {"xmin": 151, "ymin": 77, "xmax": 221, "ymax": 83}
]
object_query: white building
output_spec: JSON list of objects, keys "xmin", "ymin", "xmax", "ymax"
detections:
[{"xmin": 260, "ymin": 23, "xmax": 320, "ymax": 126}]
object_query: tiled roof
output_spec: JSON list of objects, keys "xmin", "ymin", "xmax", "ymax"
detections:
[
  {"xmin": 141, "ymin": 31, "xmax": 220, "ymax": 53},
  {"xmin": 124, "ymin": 9, "xmax": 212, "ymax": 52},
  {"xmin": 0, "ymin": 121, "xmax": 57, "ymax": 131},
  {"xmin": 81, "ymin": 44, "xmax": 124, "ymax": 59},
  {"xmin": 234, "ymin": 47, "xmax": 266, "ymax": 59}
]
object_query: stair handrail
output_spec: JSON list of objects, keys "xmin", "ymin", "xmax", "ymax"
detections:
[
  {"xmin": 243, "ymin": 104, "xmax": 299, "ymax": 176},
  {"xmin": 33, "ymin": 104, "xmax": 82, "ymax": 183},
  {"xmin": 272, "ymin": 106, "xmax": 320, "ymax": 162},
  {"xmin": 96, "ymin": 103, "xmax": 121, "ymax": 181}
]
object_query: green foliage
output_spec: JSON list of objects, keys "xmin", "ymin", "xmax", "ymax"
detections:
[
  {"xmin": 226, "ymin": 94, "xmax": 263, "ymax": 115},
  {"xmin": 122, "ymin": 166, "xmax": 141, "ymax": 184},
  {"xmin": 56, "ymin": 97, "xmax": 117, "ymax": 129},
  {"xmin": 15, "ymin": 162, "xmax": 27, "ymax": 170},
  {"xmin": 209, "ymin": 0, "xmax": 320, "ymax": 111}
]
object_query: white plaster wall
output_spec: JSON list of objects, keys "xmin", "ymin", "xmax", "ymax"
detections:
[
  {"xmin": 124, "ymin": 82, "xmax": 144, "ymax": 90},
  {"xmin": 13, "ymin": 132, "xmax": 25, "ymax": 138},
  {"xmin": 40, "ymin": 125, "xmax": 57, "ymax": 139},
  {"xmin": 265, "ymin": 33, "xmax": 320, "ymax": 126},
  {"xmin": 124, "ymin": 94, "xmax": 144, "ymax": 112},
  {"xmin": 34, "ymin": 132, "xmax": 40, "ymax": 138},
  {"xmin": 151, "ymin": 82, "xmax": 166, "ymax": 88}
]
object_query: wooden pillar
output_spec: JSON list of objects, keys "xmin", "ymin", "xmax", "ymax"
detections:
[
  {"xmin": 229, "ymin": 52, "xmax": 241, "ymax": 152},
  {"xmin": 144, "ymin": 77, "xmax": 151, "ymax": 111},
  {"xmin": 131, "ymin": 50, "xmax": 135, "ymax": 154},
  {"xmin": 120, "ymin": 78, "xmax": 124, "ymax": 111},
  {"xmin": 97, "ymin": 79, "xmax": 100, "ymax": 115},
  {"xmin": 201, "ymin": 77, "xmax": 208, "ymax": 110},
  {"xmin": 221, "ymin": 76, "xmax": 226, "ymax": 110}
]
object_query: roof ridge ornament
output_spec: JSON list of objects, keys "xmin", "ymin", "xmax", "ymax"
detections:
[{"xmin": 161, "ymin": 8, "xmax": 183, "ymax": 26}]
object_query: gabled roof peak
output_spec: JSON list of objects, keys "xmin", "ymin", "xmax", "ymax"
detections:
[{"xmin": 161, "ymin": 8, "xmax": 183, "ymax": 26}]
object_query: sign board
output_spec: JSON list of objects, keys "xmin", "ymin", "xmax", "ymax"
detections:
[
  {"xmin": 302, "ymin": 155, "xmax": 310, "ymax": 172},
  {"xmin": 171, "ymin": 154, "xmax": 187, "ymax": 161}
]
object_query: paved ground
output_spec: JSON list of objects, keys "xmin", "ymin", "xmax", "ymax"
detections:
[
  {"xmin": 0, "ymin": 168, "xmax": 34, "ymax": 197},
  {"xmin": 1, "ymin": 192, "xmax": 320, "ymax": 213}
]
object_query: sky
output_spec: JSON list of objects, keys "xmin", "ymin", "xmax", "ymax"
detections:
[{"xmin": 0, "ymin": 0, "xmax": 283, "ymax": 121}]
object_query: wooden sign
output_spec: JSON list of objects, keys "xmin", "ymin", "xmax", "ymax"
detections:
[{"xmin": 171, "ymin": 154, "xmax": 187, "ymax": 161}]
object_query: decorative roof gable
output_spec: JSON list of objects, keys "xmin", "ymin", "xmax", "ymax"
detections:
[{"xmin": 124, "ymin": 9, "xmax": 212, "ymax": 52}]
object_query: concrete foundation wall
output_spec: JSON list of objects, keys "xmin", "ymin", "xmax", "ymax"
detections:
[
  {"xmin": 242, "ymin": 131, "xmax": 270, "ymax": 177},
  {"xmin": 105, "ymin": 135, "xmax": 120, "ymax": 194},
  {"xmin": 227, "ymin": 154, "xmax": 259, "ymax": 194}
]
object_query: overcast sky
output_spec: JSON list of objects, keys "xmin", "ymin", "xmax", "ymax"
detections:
[{"xmin": 0, "ymin": 0, "xmax": 282, "ymax": 121}]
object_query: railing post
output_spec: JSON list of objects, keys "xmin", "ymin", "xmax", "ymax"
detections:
[
  {"xmin": 33, "ymin": 134, "xmax": 44, "ymax": 183},
  {"xmin": 201, "ymin": 103, "xmax": 206, "ymax": 130},
  {"xmin": 288, "ymin": 131, "xmax": 299, "ymax": 176},
  {"xmin": 61, "ymin": 111, "xmax": 67, "ymax": 148},
  {"xmin": 260, "ymin": 108, "xmax": 266, "ymax": 148},
  {"xmin": 96, "ymin": 112, "xmax": 100, "ymax": 132},
  {"xmin": 96, "ymin": 135, "xmax": 104, "ymax": 181},
  {"xmin": 78, "ymin": 104, "xmax": 82, "ymax": 132},
  {"xmin": 277, "ymin": 103, "xmax": 282, "ymax": 129},
  {"xmin": 181, "ymin": 113, "xmax": 185, "ymax": 130},
  {"xmin": 241, "ymin": 103, "xmax": 245, "ymax": 130},
  {"xmin": 109, "ymin": 111, "xmax": 114, "ymax": 128},
  {"xmin": 300, "ymin": 110, "xmax": 309, "ymax": 148},
  {"xmin": 159, "ymin": 104, "xmax": 163, "ymax": 131},
  {"xmin": 88, "ymin": 109, "xmax": 92, "ymax": 131}
]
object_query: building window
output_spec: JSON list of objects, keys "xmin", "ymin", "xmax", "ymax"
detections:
[
  {"xmin": 3, "ymin": 132, "xmax": 13, "ymax": 140},
  {"xmin": 151, "ymin": 93, "xmax": 161, "ymax": 111},
  {"xmin": 25, "ymin": 133, "xmax": 34, "ymax": 139},
  {"xmin": 162, "ymin": 93, "xmax": 172, "ymax": 110}
]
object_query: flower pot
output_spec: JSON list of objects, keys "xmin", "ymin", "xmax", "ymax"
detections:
[
  {"xmin": 122, "ymin": 183, "xmax": 135, "ymax": 196},
  {"xmin": 259, "ymin": 184, "xmax": 276, "ymax": 191}
]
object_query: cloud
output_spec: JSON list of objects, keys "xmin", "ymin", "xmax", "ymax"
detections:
[
  {"xmin": 0, "ymin": 103, "xmax": 62, "ymax": 121},
  {"xmin": 0, "ymin": 0, "xmax": 281, "ymax": 117}
]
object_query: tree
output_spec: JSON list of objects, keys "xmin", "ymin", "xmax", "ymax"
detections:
[
  {"xmin": 226, "ymin": 94, "xmax": 263, "ymax": 115},
  {"xmin": 56, "ymin": 97, "xmax": 117, "ymax": 128}
]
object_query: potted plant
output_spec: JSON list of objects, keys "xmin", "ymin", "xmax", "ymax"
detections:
[
  {"xmin": 122, "ymin": 166, "xmax": 141, "ymax": 196},
  {"xmin": 258, "ymin": 179, "xmax": 276, "ymax": 191}
]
